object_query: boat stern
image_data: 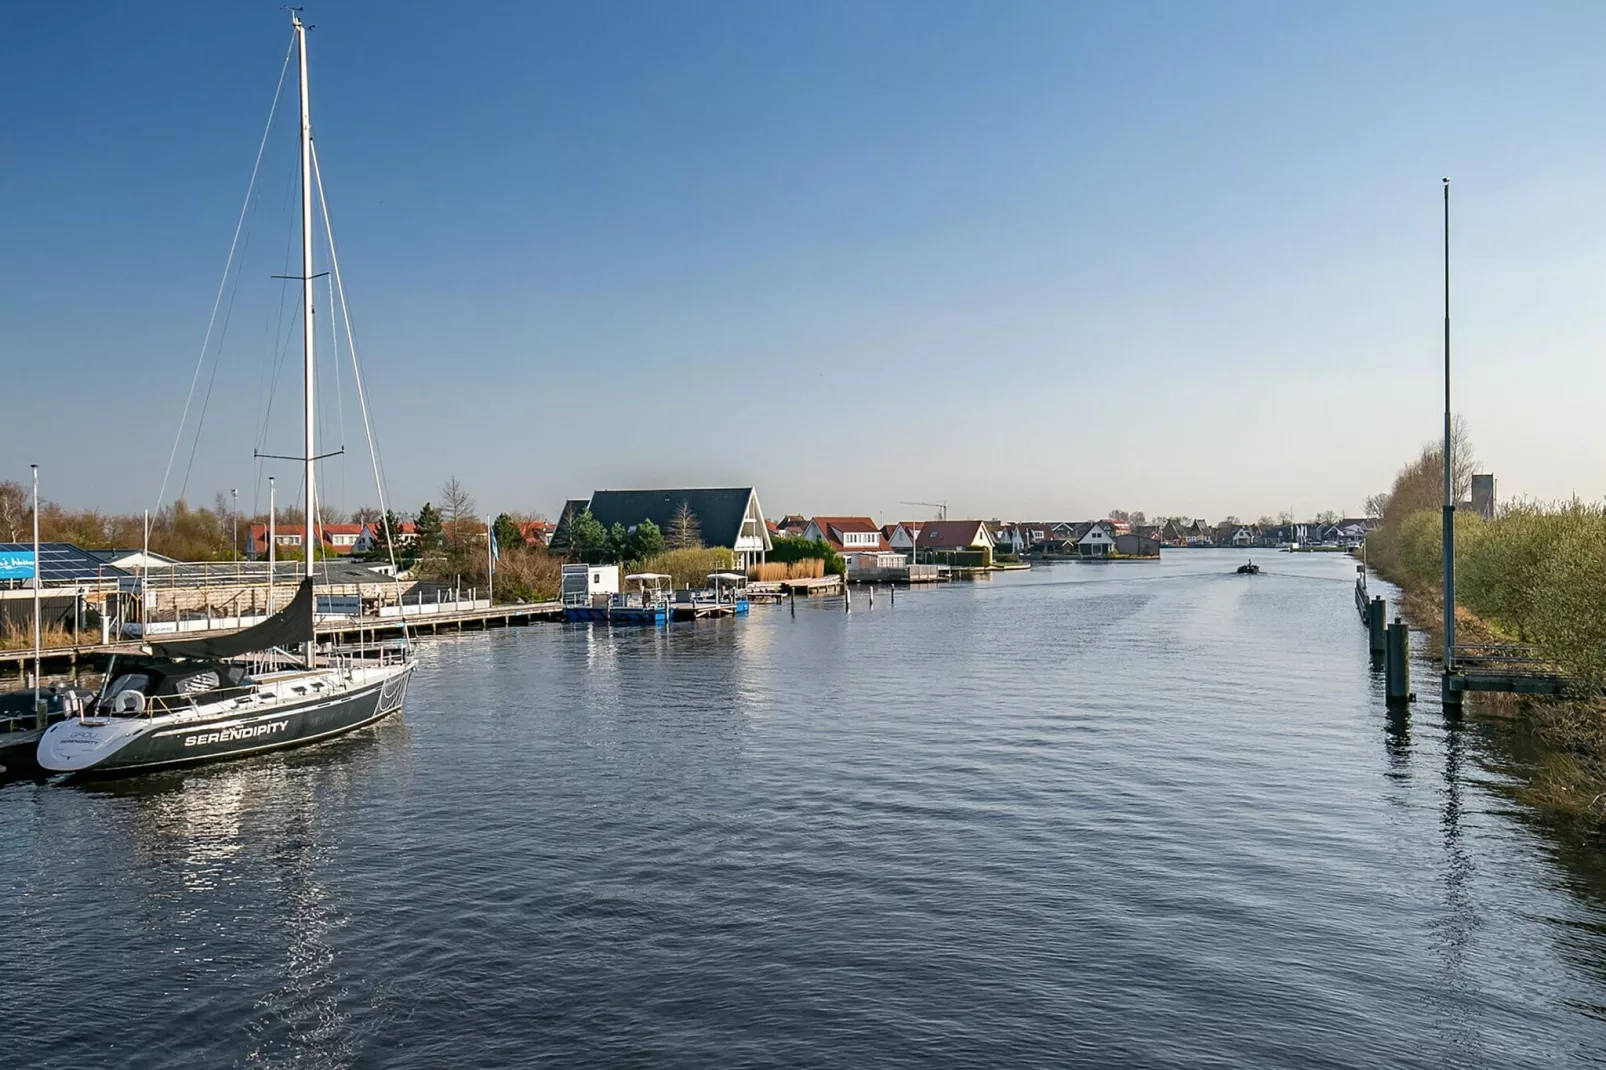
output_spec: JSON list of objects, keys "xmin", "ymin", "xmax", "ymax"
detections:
[{"xmin": 37, "ymin": 718, "xmax": 151, "ymax": 773}]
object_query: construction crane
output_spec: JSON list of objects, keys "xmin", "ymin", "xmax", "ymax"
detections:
[{"xmin": 901, "ymin": 500, "xmax": 948, "ymax": 521}]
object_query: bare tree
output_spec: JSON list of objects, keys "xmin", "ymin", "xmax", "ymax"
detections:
[
  {"xmin": 352, "ymin": 505, "xmax": 381, "ymax": 526},
  {"xmin": 0, "ymin": 481, "xmax": 27, "ymax": 542},
  {"xmin": 1363, "ymin": 493, "xmax": 1389, "ymax": 520},
  {"xmin": 666, "ymin": 501, "xmax": 701, "ymax": 549},
  {"xmin": 1314, "ymin": 509, "xmax": 1340, "ymax": 526},
  {"xmin": 440, "ymin": 475, "xmax": 477, "ymax": 547}
]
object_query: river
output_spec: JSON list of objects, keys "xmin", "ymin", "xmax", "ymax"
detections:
[{"xmin": 3, "ymin": 549, "xmax": 1605, "ymax": 1068}]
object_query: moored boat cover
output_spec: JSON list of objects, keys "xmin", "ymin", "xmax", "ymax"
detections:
[{"xmin": 152, "ymin": 578, "xmax": 315, "ymax": 660}]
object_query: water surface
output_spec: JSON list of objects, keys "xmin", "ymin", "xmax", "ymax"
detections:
[{"xmin": 4, "ymin": 550, "xmax": 1605, "ymax": 1068}]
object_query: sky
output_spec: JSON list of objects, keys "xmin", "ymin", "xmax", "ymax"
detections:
[{"xmin": 4, "ymin": 1, "xmax": 1605, "ymax": 525}]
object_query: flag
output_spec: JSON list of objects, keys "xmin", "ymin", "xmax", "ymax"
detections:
[{"xmin": 489, "ymin": 526, "xmax": 499, "ymax": 565}]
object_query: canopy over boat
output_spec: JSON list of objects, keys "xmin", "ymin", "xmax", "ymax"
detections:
[
  {"xmin": 151, "ymin": 578, "xmax": 314, "ymax": 660},
  {"xmin": 625, "ymin": 573, "xmax": 671, "ymax": 581},
  {"xmin": 707, "ymin": 572, "xmax": 746, "ymax": 582}
]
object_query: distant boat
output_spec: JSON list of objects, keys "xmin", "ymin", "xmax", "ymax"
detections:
[{"xmin": 1236, "ymin": 561, "xmax": 1260, "ymax": 575}]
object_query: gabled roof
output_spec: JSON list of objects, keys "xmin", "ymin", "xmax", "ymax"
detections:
[
  {"xmin": 585, "ymin": 488, "xmax": 766, "ymax": 551},
  {"xmin": 807, "ymin": 516, "xmax": 890, "ymax": 551},
  {"xmin": 918, "ymin": 520, "xmax": 993, "ymax": 550}
]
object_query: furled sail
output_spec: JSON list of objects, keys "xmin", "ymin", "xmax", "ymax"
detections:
[{"xmin": 152, "ymin": 578, "xmax": 315, "ymax": 660}]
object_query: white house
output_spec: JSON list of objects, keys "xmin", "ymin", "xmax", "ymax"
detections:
[
  {"xmin": 883, "ymin": 522, "xmax": 923, "ymax": 552},
  {"xmin": 1078, "ymin": 521, "xmax": 1117, "ymax": 557}
]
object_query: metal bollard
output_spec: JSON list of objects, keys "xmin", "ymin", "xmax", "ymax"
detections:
[
  {"xmin": 869, "ymin": 587, "xmax": 875, "ymax": 610},
  {"xmin": 1385, "ymin": 618, "xmax": 1411, "ymax": 704},
  {"xmin": 1368, "ymin": 598, "xmax": 1386, "ymax": 655}
]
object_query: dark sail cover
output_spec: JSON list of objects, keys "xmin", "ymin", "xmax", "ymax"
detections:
[{"xmin": 152, "ymin": 578, "xmax": 315, "ymax": 660}]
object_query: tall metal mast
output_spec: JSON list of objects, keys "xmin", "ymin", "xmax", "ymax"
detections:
[
  {"xmin": 294, "ymin": 14, "xmax": 317, "ymax": 666},
  {"xmin": 1441, "ymin": 178, "xmax": 1455, "ymax": 679}
]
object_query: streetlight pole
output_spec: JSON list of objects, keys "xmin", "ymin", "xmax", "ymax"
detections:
[
  {"xmin": 30, "ymin": 464, "xmax": 40, "ymax": 700},
  {"xmin": 1441, "ymin": 178, "xmax": 1456, "ymax": 679}
]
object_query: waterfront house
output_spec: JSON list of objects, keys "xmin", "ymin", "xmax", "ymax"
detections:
[
  {"xmin": 1113, "ymin": 532, "xmax": 1161, "ymax": 557},
  {"xmin": 561, "ymin": 488, "xmax": 773, "ymax": 569},
  {"xmin": 1077, "ymin": 521, "xmax": 1118, "ymax": 557},
  {"xmin": 917, "ymin": 520, "xmax": 995, "ymax": 566},
  {"xmin": 1212, "ymin": 524, "xmax": 1257, "ymax": 548},
  {"xmin": 987, "ymin": 522, "xmax": 1026, "ymax": 555},
  {"xmin": 884, "ymin": 522, "xmax": 923, "ymax": 552},
  {"xmin": 774, "ymin": 514, "xmax": 811, "ymax": 538},
  {"xmin": 802, "ymin": 517, "xmax": 891, "ymax": 553}
]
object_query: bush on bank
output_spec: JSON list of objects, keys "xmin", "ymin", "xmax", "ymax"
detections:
[{"xmin": 1367, "ymin": 501, "xmax": 1606, "ymax": 692}]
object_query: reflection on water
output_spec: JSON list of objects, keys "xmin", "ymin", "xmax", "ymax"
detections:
[{"xmin": 3, "ymin": 552, "xmax": 1606, "ymax": 1068}]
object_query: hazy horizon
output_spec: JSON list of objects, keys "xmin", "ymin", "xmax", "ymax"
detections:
[{"xmin": 6, "ymin": 2, "xmax": 1604, "ymax": 526}]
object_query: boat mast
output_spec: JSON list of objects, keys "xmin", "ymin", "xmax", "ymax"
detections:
[{"xmin": 294, "ymin": 13, "xmax": 317, "ymax": 666}]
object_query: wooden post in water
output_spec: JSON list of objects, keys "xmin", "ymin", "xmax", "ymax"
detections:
[
  {"xmin": 1368, "ymin": 598, "xmax": 1386, "ymax": 655},
  {"xmin": 869, "ymin": 586, "xmax": 874, "ymax": 610},
  {"xmin": 1386, "ymin": 618, "xmax": 1411, "ymax": 704}
]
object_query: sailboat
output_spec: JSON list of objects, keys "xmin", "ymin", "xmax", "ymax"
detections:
[{"xmin": 37, "ymin": 15, "xmax": 414, "ymax": 775}]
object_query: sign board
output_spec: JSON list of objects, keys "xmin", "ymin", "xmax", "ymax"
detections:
[
  {"xmin": 315, "ymin": 594, "xmax": 361, "ymax": 617},
  {"xmin": 0, "ymin": 551, "xmax": 36, "ymax": 581}
]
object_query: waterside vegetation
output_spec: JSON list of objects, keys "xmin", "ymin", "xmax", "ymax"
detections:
[{"xmin": 1365, "ymin": 431, "xmax": 1606, "ymax": 830}]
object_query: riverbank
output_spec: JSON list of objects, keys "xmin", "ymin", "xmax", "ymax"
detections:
[{"xmin": 1365, "ymin": 526, "xmax": 1606, "ymax": 834}]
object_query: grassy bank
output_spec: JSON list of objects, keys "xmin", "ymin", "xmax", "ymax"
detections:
[{"xmin": 1366, "ymin": 494, "xmax": 1606, "ymax": 831}]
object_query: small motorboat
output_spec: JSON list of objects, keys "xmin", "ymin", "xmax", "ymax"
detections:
[{"xmin": 1236, "ymin": 561, "xmax": 1260, "ymax": 575}]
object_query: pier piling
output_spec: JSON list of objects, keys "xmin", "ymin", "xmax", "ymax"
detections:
[
  {"xmin": 1368, "ymin": 598, "xmax": 1386, "ymax": 656},
  {"xmin": 1385, "ymin": 618, "xmax": 1411, "ymax": 705}
]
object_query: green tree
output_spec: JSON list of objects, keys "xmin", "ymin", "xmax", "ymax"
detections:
[
  {"xmin": 629, "ymin": 518, "xmax": 665, "ymax": 560},
  {"xmin": 569, "ymin": 509, "xmax": 606, "ymax": 558},
  {"xmin": 415, "ymin": 502, "xmax": 444, "ymax": 555},
  {"xmin": 607, "ymin": 522, "xmax": 629, "ymax": 561},
  {"xmin": 492, "ymin": 513, "xmax": 523, "ymax": 554}
]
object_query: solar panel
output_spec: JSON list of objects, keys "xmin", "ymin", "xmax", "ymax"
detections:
[{"xmin": 0, "ymin": 543, "xmax": 131, "ymax": 584}]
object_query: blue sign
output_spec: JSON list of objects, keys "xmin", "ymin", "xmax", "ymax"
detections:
[{"xmin": 0, "ymin": 550, "xmax": 36, "ymax": 580}]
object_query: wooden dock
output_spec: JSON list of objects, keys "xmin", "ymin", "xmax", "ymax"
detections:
[{"xmin": 2, "ymin": 601, "xmax": 564, "ymax": 684}]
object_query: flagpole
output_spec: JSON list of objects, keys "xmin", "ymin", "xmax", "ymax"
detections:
[
  {"xmin": 486, "ymin": 514, "xmax": 494, "ymax": 604},
  {"xmin": 31, "ymin": 464, "xmax": 40, "ymax": 700}
]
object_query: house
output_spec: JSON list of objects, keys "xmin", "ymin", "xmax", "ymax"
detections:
[
  {"xmin": 351, "ymin": 521, "xmax": 418, "ymax": 555},
  {"xmin": 774, "ymin": 514, "xmax": 811, "ymax": 538},
  {"xmin": 246, "ymin": 522, "xmax": 367, "ymax": 558},
  {"xmin": 883, "ymin": 522, "xmax": 923, "ymax": 552},
  {"xmin": 547, "ymin": 499, "xmax": 595, "ymax": 553},
  {"xmin": 561, "ymin": 487, "xmax": 773, "ymax": 569},
  {"xmin": 1113, "ymin": 532, "xmax": 1160, "ymax": 557},
  {"xmin": 82, "ymin": 548, "xmax": 179, "ymax": 570},
  {"xmin": 841, "ymin": 549, "xmax": 910, "ymax": 578},
  {"xmin": 1211, "ymin": 523, "xmax": 1256, "ymax": 548},
  {"xmin": 917, "ymin": 520, "xmax": 995, "ymax": 565},
  {"xmin": 802, "ymin": 517, "xmax": 890, "ymax": 553},
  {"xmin": 987, "ymin": 522, "xmax": 1026, "ymax": 555},
  {"xmin": 516, "ymin": 520, "xmax": 555, "ymax": 547},
  {"xmin": 1077, "ymin": 521, "xmax": 1118, "ymax": 557},
  {"xmin": 1324, "ymin": 519, "xmax": 1373, "ymax": 548}
]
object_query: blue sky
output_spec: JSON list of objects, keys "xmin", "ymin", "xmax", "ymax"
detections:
[{"xmin": 5, "ymin": 1, "xmax": 1605, "ymax": 524}]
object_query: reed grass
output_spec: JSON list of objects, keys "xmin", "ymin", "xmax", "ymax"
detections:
[{"xmin": 747, "ymin": 560, "xmax": 824, "ymax": 582}]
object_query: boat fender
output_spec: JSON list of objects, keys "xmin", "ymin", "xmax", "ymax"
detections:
[{"xmin": 114, "ymin": 690, "xmax": 146, "ymax": 715}]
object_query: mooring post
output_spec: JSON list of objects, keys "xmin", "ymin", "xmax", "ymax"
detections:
[
  {"xmin": 890, "ymin": 584, "xmax": 895, "ymax": 606},
  {"xmin": 1369, "ymin": 597, "xmax": 1386, "ymax": 655},
  {"xmin": 1386, "ymin": 618, "xmax": 1411, "ymax": 704},
  {"xmin": 869, "ymin": 586, "xmax": 875, "ymax": 610}
]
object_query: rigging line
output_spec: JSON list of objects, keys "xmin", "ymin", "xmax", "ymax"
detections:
[
  {"xmin": 312, "ymin": 141, "xmax": 410, "ymax": 642},
  {"xmin": 329, "ymin": 270, "xmax": 348, "ymax": 515},
  {"xmin": 254, "ymin": 152, "xmax": 303, "ymax": 470},
  {"xmin": 154, "ymin": 31, "xmax": 295, "ymax": 517}
]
